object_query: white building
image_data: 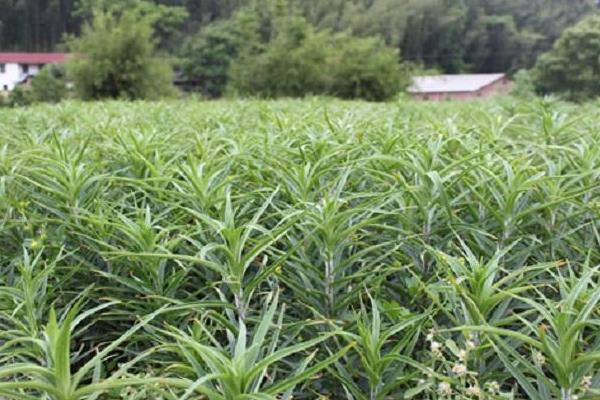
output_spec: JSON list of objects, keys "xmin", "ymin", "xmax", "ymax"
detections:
[{"xmin": 0, "ymin": 53, "xmax": 68, "ymax": 92}]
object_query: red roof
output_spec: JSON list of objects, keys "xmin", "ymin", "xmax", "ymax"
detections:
[{"xmin": 0, "ymin": 53, "xmax": 69, "ymax": 64}]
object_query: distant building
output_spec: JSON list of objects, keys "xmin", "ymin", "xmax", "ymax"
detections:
[
  {"xmin": 0, "ymin": 53, "xmax": 68, "ymax": 92},
  {"xmin": 408, "ymin": 73, "xmax": 511, "ymax": 101}
]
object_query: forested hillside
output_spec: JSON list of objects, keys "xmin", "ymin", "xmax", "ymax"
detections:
[{"xmin": 1, "ymin": 0, "xmax": 598, "ymax": 73}]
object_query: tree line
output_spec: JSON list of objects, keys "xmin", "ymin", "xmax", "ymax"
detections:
[
  {"xmin": 2, "ymin": 0, "xmax": 600, "ymax": 103},
  {"xmin": 1, "ymin": 0, "xmax": 597, "ymax": 74}
]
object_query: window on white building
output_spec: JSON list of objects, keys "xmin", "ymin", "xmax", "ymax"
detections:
[
  {"xmin": 0, "ymin": 64, "xmax": 5, "ymax": 73},
  {"xmin": 21, "ymin": 64, "xmax": 29, "ymax": 74}
]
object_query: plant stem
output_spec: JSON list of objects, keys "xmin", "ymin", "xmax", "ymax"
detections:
[
  {"xmin": 325, "ymin": 256, "xmax": 335, "ymax": 316},
  {"xmin": 561, "ymin": 388, "xmax": 573, "ymax": 400}
]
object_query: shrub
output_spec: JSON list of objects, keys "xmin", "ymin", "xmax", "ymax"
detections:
[
  {"xmin": 228, "ymin": 17, "xmax": 407, "ymax": 101},
  {"xmin": 5, "ymin": 85, "xmax": 33, "ymax": 107},
  {"xmin": 180, "ymin": 21, "xmax": 242, "ymax": 97},
  {"xmin": 66, "ymin": 10, "xmax": 176, "ymax": 100},
  {"xmin": 229, "ymin": 17, "xmax": 330, "ymax": 98},
  {"xmin": 326, "ymin": 34, "xmax": 407, "ymax": 101},
  {"xmin": 31, "ymin": 65, "xmax": 68, "ymax": 103},
  {"xmin": 510, "ymin": 69, "xmax": 535, "ymax": 98}
]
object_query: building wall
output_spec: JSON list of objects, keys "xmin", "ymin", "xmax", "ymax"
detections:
[
  {"xmin": 411, "ymin": 77, "xmax": 512, "ymax": 101},
  {"xmin": 476, "ymin": 77, "xmax": 511, "ymax": 98},
  {"xmin": 0, "ymin": 63, "xmax": 41, "ymax": 91}
]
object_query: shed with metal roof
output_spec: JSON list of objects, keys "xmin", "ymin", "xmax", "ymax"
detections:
[{"xmin": 408, "ymin": 74, "xmax": 511, "ymax": 101}]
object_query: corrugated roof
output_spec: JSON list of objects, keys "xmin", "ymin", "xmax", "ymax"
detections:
[
  {"xmin": 408, "ymin": 74, "xmax": 506, "ymax": 94},
  {"xmin": 0, "ymin": 53, "xmax": 69, "ymax": 64}
]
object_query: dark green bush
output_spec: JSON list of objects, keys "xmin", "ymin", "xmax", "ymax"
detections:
[
  {"xmin": 228, "ymin": 16, "xmax": 407, "ymax": 101},
  {"xmin": 326, "ymin": 34, "xmax": 407, "ymax": 101},
  {"xmin": 229, "ymin": 18, "xmax": 331, "ymax": 98},
  {"xmin": 180, "ymin": 21, "xmax": 241, "ymax": 97},
  {"xmin": 5, "ymin": 86, "xmax": 34, "ymax": 107}
]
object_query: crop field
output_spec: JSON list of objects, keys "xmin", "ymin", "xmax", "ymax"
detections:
[{"xmin": 0, "ymin": 98, "xmax": 599, "ymax": 399}]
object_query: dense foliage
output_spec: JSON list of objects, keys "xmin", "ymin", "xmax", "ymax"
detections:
[
  {"xmin": 226, "ymin": 16, "xmax": 406, "ymax": 101},
  {"xmin": 30, "ymin": 64, "xmax": 68, "ymax": 103},
  {"xmin": 1, "ymin": 0, "xmax": 597, "ymax": 74},
  {"xmin": 533, "ymin": 15, "xmax": 600, "ymax": 101},
  {"xmin": 180, "ymin": 20, "xmax": 241, "ymax": 97},
  {"xmin": 66, "ymin": 10, "xmax": 175, "ymax": 100},
  {"xmin": 0, "ymin": 98, "xmax": 599, "ymax": 399}
]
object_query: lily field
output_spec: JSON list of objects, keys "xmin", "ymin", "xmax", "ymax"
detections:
[{"xmin": 0, "ymin": 98, "xmax": 599, "ymax": 399}]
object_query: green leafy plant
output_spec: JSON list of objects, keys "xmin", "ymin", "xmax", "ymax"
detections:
[
  {"xmin": 163, "ymin": 290, "xmax": 352, "ymax": 399},
  {"xmin": 0, "ymin": 302, "xmax": 164, "ymax": 399},
  {"xmin": 0, "ymin": 97, "xmax": 599, "ymax": 399}
]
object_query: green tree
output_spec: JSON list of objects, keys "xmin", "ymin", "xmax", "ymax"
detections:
[
  {"xmin": 180, "ymin": 20, "xmax": 242, "ymax": 97},
  {"xmin": 74, "ymin": 0, "xmax": 188, "ymax": 50},
  {"xmin": 533, "ymin": 15, "xmax": 600, "ymax": 101},
  {"xmin": 66, "ymin": 10, "xmax": 176, "ymax": 100},
  {"xmin": 31, "ymin": 65, "xmax": 68, "ymax": 103},
  {"xmin": 228, "ymin": 16, "xmax": 329, "ymax": 98},
  {"xmin": 293, "ymin": 0, "xmax": 598, "ymax": 74}
]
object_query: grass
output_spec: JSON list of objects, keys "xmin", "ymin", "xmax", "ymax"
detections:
[{"xmin": 0, "ymin": 96, "xmax": 599, "ymax": 399}]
